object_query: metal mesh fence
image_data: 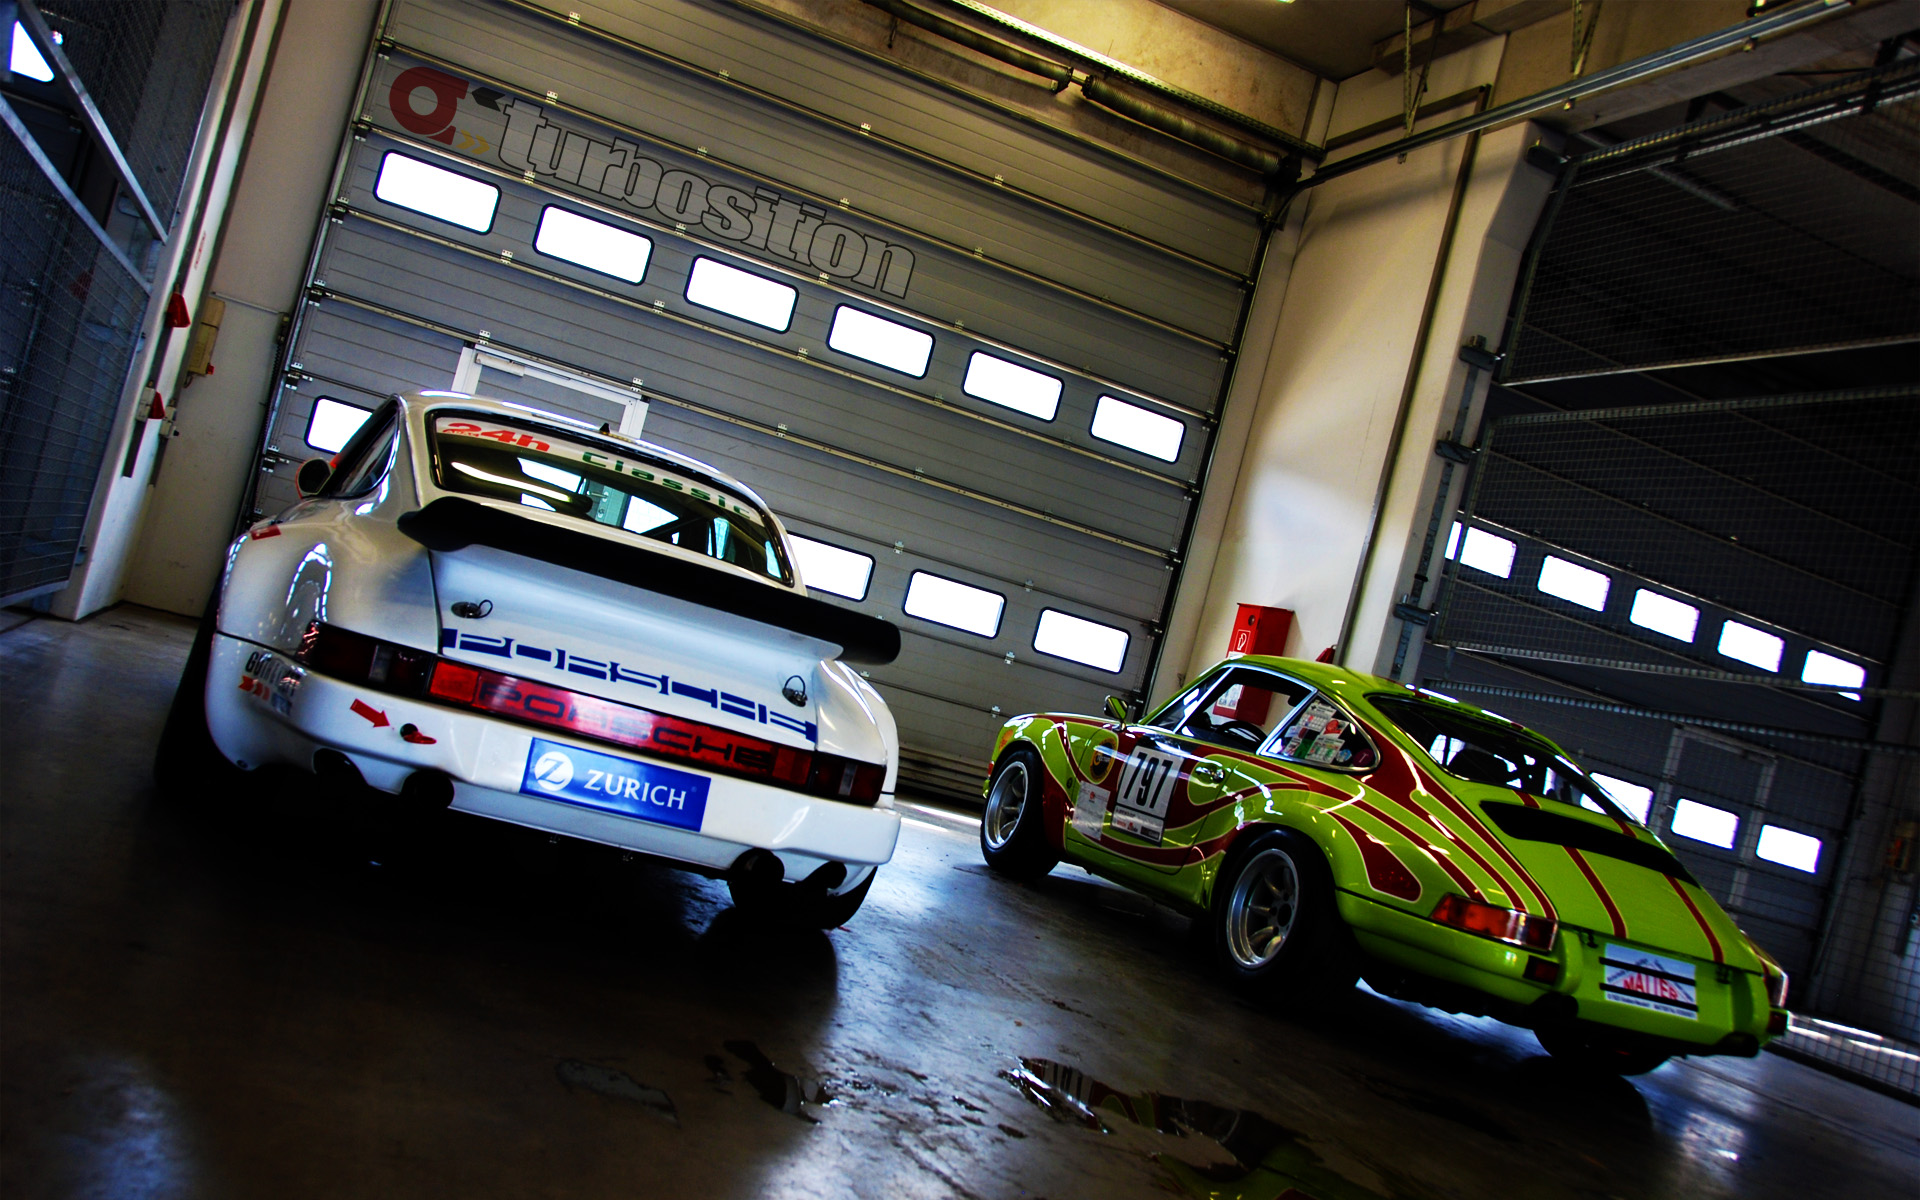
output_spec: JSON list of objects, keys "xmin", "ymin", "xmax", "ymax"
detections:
[
  {"xmin": 0, "ymin": 126, "xmax": 149, "ymax": 601},
  {"xmin": 35, "ymin": 0, "xmax": 235, "ymax": 228},
  {"xmin": 1504, "ymin": 61, "xmax": 1920, "ymax": 383}
]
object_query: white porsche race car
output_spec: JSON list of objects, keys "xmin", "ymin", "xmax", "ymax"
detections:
[{"xmin": 158, "ymin": 392, "xmax": 903, "ymax": 926}]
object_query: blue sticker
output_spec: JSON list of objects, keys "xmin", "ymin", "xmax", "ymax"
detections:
[{"xmin": 520, "ymin": 737, "xmax": 709, "ymax": 832}]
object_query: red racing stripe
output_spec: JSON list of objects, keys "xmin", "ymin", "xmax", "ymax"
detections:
[
  {"xmin": 1567, "ymin": 847, "xmax": 1627, "ymax": 938},
  {"xmin": 1665, "ymin": 875, "xmax": 1725, "ymax": 963},
  {"xmin": 1367, "ymin": 738, "xmax": 1540, "ymax": 914},
  {"xmin": 1352, "ymin": 799, "xmax": 1485, "ymax": 902},
  {"xmin": 1407, "ymin": 754, "xmax": 1557, "ymax": 920}
]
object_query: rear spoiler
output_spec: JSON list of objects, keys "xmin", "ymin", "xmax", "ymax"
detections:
[{"xmin": 397, "ymin": 497, "xmax": 901, "ymax": 666}]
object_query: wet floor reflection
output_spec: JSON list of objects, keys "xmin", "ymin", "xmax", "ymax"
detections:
[{"xmin": 1006, "ymin": 1057, "xmax": 1405, "ymax": 1200}]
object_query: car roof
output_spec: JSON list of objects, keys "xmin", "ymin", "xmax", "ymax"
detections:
[
  {"xmin": 1213, "ymin": 654, "xmax": 1531, "ymax": 732},
  {"xmin": 396, "ymin": 391, "xmax": 775, "ymax": 512}
]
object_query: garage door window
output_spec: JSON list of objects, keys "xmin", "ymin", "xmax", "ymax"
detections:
[
  {"xmin": 1033, "ymin": 609, "xmax": 1129, "ymax": 672},
  {"xmin": 789, "ymin": 534, "xmax": 874, "ymax": 601},
  {"xmin": 903, "ymin": 570, "xmax": 1003, "ymax": 636},
  {"xmin": 1671, "ymin": 798, "xmax": 1739, "ymax": 848},
  {"xmin": 1757, "ymin": 824, "xmax": 1822, "ymax": 872},
  {"xmin": 1718, "ymin": 621, "xmax": 1784, "ymax": 671},
  {"xmin": 1590, "ymin": 773, "xmax": 1654, "ymax": 824},
  {"xmin": 305, "ymin": 396, "xmax": 372, "ymax": 454},
  {"xmin": 963, "ymin": 351, "xmax": 1061, "ymax": 420},
  {"xmin": 1090, "ymin": 395, "xmax": 1182, "ymax": 461},
  {"xmin": 828, "ymin": 306, "xmax": 934, "ymax": 377},
  {"xmin": 1446, "ymin": 523, "xmax": 1516, "ymax": 578},
  {"xmin": 685, "ymin": 257, "xmax": 797, "ymax": 331},
  {"xmin": 534, "ymin": 207, "xmax": 652, "ymax": 284},
  {"xmin": 1537, "ymin": 556, "xmax": 1609, "ymax": 611},
  {"xmin": 1802, "ymin": 649, "xmax": 1865, "ymax": 700},
  {"xmin": 373, "ymin": 152, "xmax": 498, "ymax": 232},
  {"xmin": 1630, "ymin": 589, "xmax": 1698, "ymax": 641}
]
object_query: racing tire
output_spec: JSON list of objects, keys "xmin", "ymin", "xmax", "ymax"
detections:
[
  {"xmin": 979, "ymin": 746, "xmax": 1059, "ymax": 881},
  {"xmin": 1534, "ymin": 1025, "xmax": 1670, "ymax": 1076},
  {"xmin": 728, "ymin": 869, "xmax": 876, "ymax": 929},
  {"xmin": 153, "ymin": 606, "xmax": 241, "ymax": 800},
  {"xmin": 1207, "ymin": 828, "xmax": 1358, "ymax": 1006}
]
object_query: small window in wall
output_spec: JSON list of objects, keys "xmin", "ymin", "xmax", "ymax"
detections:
[
  {"xmin": 1446, "ymin": 523, "xmax": 1516, "ymax": 579},
  {"xmin": 1718, "ymin": 621, "xmax": 1784, "ymax": 672},
  {"xmin": 903, "ymin": 570, "xmax": 1003, "ymax": 637},
  {"xmin": 1671, "ymin": 798, "xmax": 1738, "ymax": 849},
  {"xmin": 1537, "ymin": 556, "xmax": 1610, "ymax": 611},
  {"xmin": 533, "ymin": 207, "xmax": 652, "ymax": 283},
  {"xmin": 1802, "ymin": 649, "xmax": 1865, "ymax": 701},
  {"xmin": 1630, "ymin": 589, "xmax": 1698, "ymax": 642},
  {"xmin": 1090, "ymin": 395, "xmax": 1183, "ymax": 462},
  {"xmin": 962, "ymin": 352, "xmax": 1061, "ymax": 420},
  {"xmin": 685, "ymin": 257, "xmax": 797, "ymax": 331},
  {"xmin": 373, "ymin": 152, "xmax": 498, "ymax": 232},
  {"xmin": 828, "ymin": 306, "xmax": 934, "ymax": 376},
  {"xmin": 305, "ymin": 397, "xmax": 373, "ymax": 454},
  {"xmin": 788, "ymin": 535, "xmax": 874, "ymax": 601},
  {"xmin": 1033, "ymin": 609, "xmax": 1129, "ymax": 672},
  {"xmin": 1756, "ymin": 824, "xmax": 1822, "ymax": 872},
  {"xmin": 1589, "ymin": 772, "xmax": 1654, "ymax": 824},
  {"xmin": 11, "ymin": 22, "xmax": 56, "ymax": 82}
]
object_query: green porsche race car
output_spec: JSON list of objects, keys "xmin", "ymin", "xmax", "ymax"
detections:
[{"xmin": 979, "ymin": 655, "xmax": 1788, "ymax": 1074}]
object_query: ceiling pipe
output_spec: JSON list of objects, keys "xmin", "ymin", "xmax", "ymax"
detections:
[
  {"xmin": 861, "ymin": 0, "xmax": 1313, "ymax": 177},
  {"xmin": 1299, "ymin": 0, "xmax": 1853, "ymax": 191}
]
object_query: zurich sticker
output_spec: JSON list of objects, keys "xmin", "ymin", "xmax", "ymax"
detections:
[
  {"xmin": 531, "ymin": 750, "xmax": 574, "ymax": 792},
  {"xmin": 519, "ymin": 737, "xmax": 710, "ymax": 832}
]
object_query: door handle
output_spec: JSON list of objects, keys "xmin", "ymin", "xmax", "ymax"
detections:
[{"xmin": 1191, "ymin": 762, "xmax": 1225, "ymax": 784}]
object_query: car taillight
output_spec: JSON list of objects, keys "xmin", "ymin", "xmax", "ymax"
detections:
[
  {"xmin": 1765, "ymin": 969, "xmax": 1789, "ymax": 1009},
  {"xmin": 297, "ymin": 621, "xmax": 883, "ymax": 804},
  {"xmin": 1430, "ymin": 893, "xmax": 1557, "ymax": 951}
]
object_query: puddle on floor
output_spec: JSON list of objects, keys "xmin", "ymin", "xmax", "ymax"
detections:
[
  {"xmin": 723, "ymin": 1040, "xmax": 833, "ymax": 1124},
  {"xmin": 556, "ymin": 1059, "xmax": 678, "ymax": 1126},
  {"xmin": 1006, "ymin": 1056, "xmax": 1412, "ymax": 1200}
]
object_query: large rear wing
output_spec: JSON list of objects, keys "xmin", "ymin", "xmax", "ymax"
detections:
[{"xmin": 398, "ymin": 497, "xmax": 901, "ymax": 665}]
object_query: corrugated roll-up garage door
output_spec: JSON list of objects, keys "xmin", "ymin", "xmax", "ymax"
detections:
[{"xmin": 246, "ymin": 0, "xmax": 1265, "ymax": 797}]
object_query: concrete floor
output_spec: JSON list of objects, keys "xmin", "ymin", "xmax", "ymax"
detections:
[{"xmin": 3, "ymin": 607, "xmax": 1917, "ymax": 1200}]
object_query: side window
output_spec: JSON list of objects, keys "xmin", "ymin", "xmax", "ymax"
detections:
[
  {"xmin": 1273, "ymin": 695, "xmax": 1378, "ymax": 771},
  {"xmin": 1176, "ymin": 668, "xmax": 1313, "ymax": 752},
  {"xmin": 324, "ymin": 403, "xmax": 399, "ymax": 498}
]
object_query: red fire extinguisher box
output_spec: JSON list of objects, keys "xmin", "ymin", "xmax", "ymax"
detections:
[{"xmin": 1228, "ymin": 604, "xmax": 1293, "ymax": 659}]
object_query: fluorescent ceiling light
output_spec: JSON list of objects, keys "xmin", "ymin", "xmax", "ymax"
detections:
[
  {"xmin": 1802, "ymin": 649, "xmax": 1864, "ymax": 700},
  {"xmin": 373, "ymin": 152, "xmax": 498, "ymax": 232},
  {"xmin": 1537, "ymin": 556, "xmax": 1609, "ymax": 611},
  {"xmin": 963, "ymin": 352, "xmax": 1061, "ymax": 421},
  {"xmin": 305, "ymin": 397, "xmax": 371, "ymax": 454},
  {"xmin": 534, "ymin": 207, "xmax": 652, "ymax": 283},
  {"xmin": 1718, "ymin": 621, "xmax": 1783, "ymax": 672},
  {"xmin": 828, "ymin": 306, "xmax": 934, "ymax": 376},
  {"xmin": 1630, "ymin": 589, "xmax": 1698, "ymax": 642},
  {"xmin": 788, "ymin": 534, "xmax": 874, "ymax": 601},
  {"xmin": 685, "ymin": 257, "xmax": 796, "ymax": 331},
  {"xmin": 1756, "ymin": 824, "xmax": 1821, "ymax": 872},
  {"xmin": 1671, "ymin": 798, "xmax": 1738, "ymax": 849},
  {"xmin": 11, "ymin": 22, "xmax": 54, "ymax": 82},
  {"xmin": 1033, "ymin": 609, "xmax": 1129, "ymax": 673},
  {"xmin": 1090, "ymin": 395, "xmax": 1183, "ymax": 461},
  {"xmin": 903, "ymin": 570, "xmax": 1003, "ymax": 637},
  {"xmin": 1589, "ymin": 772, "xmax": 1654, "ymax": 824}
]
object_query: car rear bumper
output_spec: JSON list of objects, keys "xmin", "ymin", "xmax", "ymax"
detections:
[
  {"xmin": 205, "ymin": 634, "xmax": 900, "ymax": 880},
  {"xmin": 1338, "ymin": 890, "xmax": 1777, "ymax": 1056}
]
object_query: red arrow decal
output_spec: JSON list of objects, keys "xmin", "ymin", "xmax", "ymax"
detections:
[{"xmin": 350, "ymin": 699, "xmax": 390, "ymax": 728}]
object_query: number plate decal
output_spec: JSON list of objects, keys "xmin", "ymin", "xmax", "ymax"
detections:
[
  {"xmin": 1600, "ymin": 944, "xmax": 1698, "ymax": 1019},
  {"xmin": 1111, "ymin": 747, "xmax": 1181, "ymax": 845},
  {"xmin": 521, "ymin": 737, "xmax": 710, "ymax": 832}
]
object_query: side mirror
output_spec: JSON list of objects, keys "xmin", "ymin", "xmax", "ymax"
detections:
[
  {"xmin": 1104, "ymin": 695, "xmax": 1129, "ymax": 722},
  {"xmin": 296, "ymin": 458, "xmax": 332, "ymax": 497}
]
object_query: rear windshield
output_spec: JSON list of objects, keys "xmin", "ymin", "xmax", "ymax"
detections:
[
  {"xmin": 429, "ymin": 413, "xmax": 791, "ymax": 583},
  {"xmin": 1369, "ymin": 696, "xmax": 1629, "ymax": 822}
]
